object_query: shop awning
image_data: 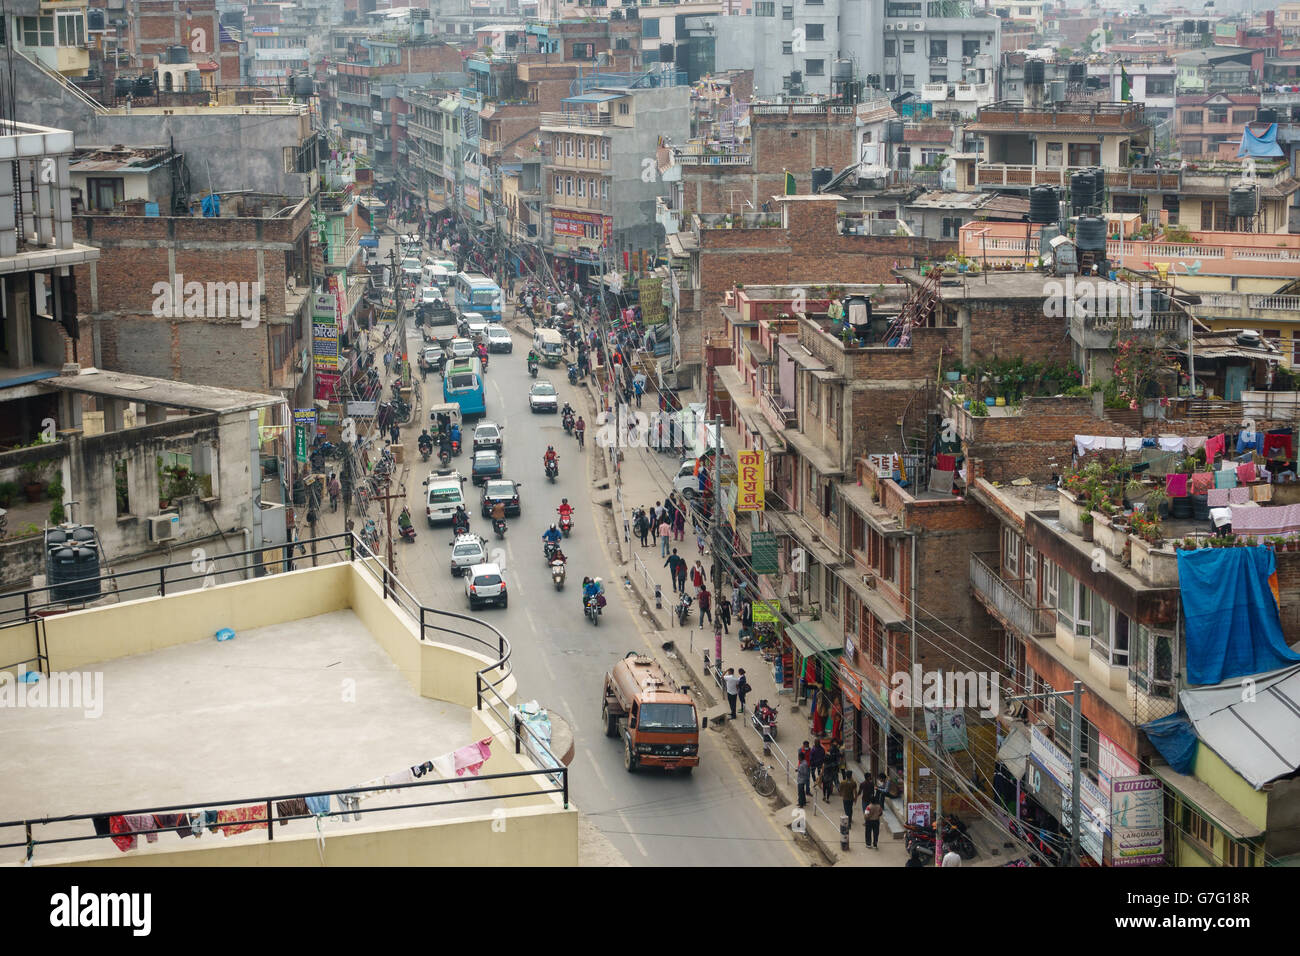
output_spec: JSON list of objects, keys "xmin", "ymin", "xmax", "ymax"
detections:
[
  {"xmin": 1179, "ymin": 663, "xmax": 1300, "ymax": 789},
  {"xmin": 1148, "ymin": 763, "xmax": 1264, "ymax": 840},
  {"xmin": 787, "ymin": 619, "xmax": 843, "ymax": 660}
]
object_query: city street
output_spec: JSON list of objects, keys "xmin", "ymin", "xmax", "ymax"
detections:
[{"xmin": 382, "ymin": 294, "xmax": 805, "ymax": 867}]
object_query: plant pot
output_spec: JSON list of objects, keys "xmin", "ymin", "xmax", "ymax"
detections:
[
  {"xmin": 1081, "ymin": 520, "xmax": 1094, "ymax": 542},
  {"xmin": 946, "ymin": 371, "xmax": 961, "ymax": 382},
  {"xmin": 23, "ymin": 482, "xmax": 43, "ymax": 503}
]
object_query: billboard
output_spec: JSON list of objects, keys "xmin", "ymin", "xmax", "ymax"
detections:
[{"xmin": 736, "ymin": 450, "xmax": 765, "ymax": 512}]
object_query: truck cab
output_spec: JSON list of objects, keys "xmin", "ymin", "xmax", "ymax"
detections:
[{"xmin": 602, "ymin": 652, "xmax": 702, "ymax": 774}]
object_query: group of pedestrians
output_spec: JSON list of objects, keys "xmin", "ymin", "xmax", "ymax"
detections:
[
  {"xmin": 633, "ymin": 496, "xmax": 690, "ymax": 556},
  {"xmin": 794, "ymin": 742, "xmax": 889, "ymax": 850}
]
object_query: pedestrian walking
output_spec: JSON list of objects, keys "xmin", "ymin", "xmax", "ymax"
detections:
[
  {"xmin": 723, "ymin": 667, "xmax": 740, "ymax": 719},
  {"xmin": 675, "ymin": 559, "xmax": 687, "ymax": 595},
  {"xmin": 737, "ymin": 667, "xmax": 749, "ymax": 714},
  {"xmin": 383, "ymin": 350, "xmax": 393, "ymax": 372},
  {"xmin": 796, "ymin": 758, "xmax": 811, "ymax": 808},
  {"xmin": 664, "ymin": 549, "xmax": 686, "ymax": 593},
  {"xmin": 327, "ymin": 473, "xmax": 341, "ymax": 512},
  {"xmin": 635, "ymin": 509, "xmax": 649, "ymax": 547},
  {"xmin": 826, "ymin": 741, "xmax": 843, "ymax": 782},
  {"xmin": 719, "ymin": 596, "xmax": 732, "ymax": 633},
  {"xmin": 648, "ymin": 502, "xmax": 660, "ymax": 544},
  {"xmin": 698, "ymin": 585, "xmax": 712, "ymax": 625},
  {"xmin": 820, "ymin": 760, "xmax": 836, "ymax": 803},
  {"xmin": 659, "ymin": 517, "xmax": 671, "ymax": 557},
  {"xmin": 864, "ymin": 790, "xmax": 883, "ymax": 849},
  {"xmin": 691, "ymin": 561, "xmax": 705, "ymax": 593},
  {"xmin": 839, "ymin": 773, "xmax": 859, "ymax": 827},
  {"xmin": 634, "ymin": 377, "xmax": 644, "ymax": 408},
  {"xmin": 673, "ymin": 509, "xmax": 686, "ymax": 542},
  {"xmin": 809, "ymin": 740, "xmax": 826, "ymax": 783},
  {"xmin": 390, "ymin": 423, "xmax": 400, "ymax": 445},
  {"xmin": 942, "ymin": 848, "xmax": 962, "ymax": 867}
]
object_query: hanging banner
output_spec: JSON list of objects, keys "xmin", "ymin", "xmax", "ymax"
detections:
[
  {"xmin": 639, "ymin": 277, "xmax": 666, "ymax": 325},
  {"xmin": 312, "ymin": 293, "xmax": 338, "ymax": 373},
  {"xmin": 736, "ymin": 450, "xmax": 765, "ymax": 512},
  {"xmin": 294, "ymin": 424, "xmax": 308, "ymax": 464},
  {"xmin": 751, "ymin": 530, "xmax": 778, "ymax": 574},
  {"xmin": 1110, "ymin": 775, "xmax": 1165, "ymax": 867}
]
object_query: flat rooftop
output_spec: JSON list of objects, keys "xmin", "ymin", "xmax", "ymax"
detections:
[
  {"xmin": 43, "ymin": 367, "xmax": 282, "ymax": 414},
  {"xmin": 1, "ymin": 609, "xmax": 493, "ymax": 863}
]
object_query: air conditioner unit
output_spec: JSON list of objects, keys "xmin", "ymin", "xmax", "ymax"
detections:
[
  {"xmin": 963, "ymin": 56, "xmax": 972, "ymax": 65},
  {"xmin": 913, "ymin": 21, "xmax": 924, "ymax": 30},
  {"xmin": 936, "ymin": 56, "xmax": 946, "ymax": 64},
  {"xmin": 884, "ymin": 22, "xmax": 894, "ymax": 29},
  {"xmin": 149, "ymin": 513, "xmax": 180, "ymax": 543}
]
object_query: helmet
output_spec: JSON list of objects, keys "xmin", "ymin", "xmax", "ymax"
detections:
[
  {"xmin": 562, "ymin": 498, "xmax": 569, "ymax": 504},
  {"xmin": 550, "ymin": 524, "xmax": 558, "ymax": 531},
  {"xmin": 548, "ymin": 445, "xmax": 554, "ymax": 451}
]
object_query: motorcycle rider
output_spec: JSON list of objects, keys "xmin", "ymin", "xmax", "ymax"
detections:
[
  {"xmin": 491, "ymin": 498, "xmax": 507, "ymax": 527},
  {"xmin": 583, "ymin": 576, "xmax": 604, "ymax": 614},
  {"xmin": 418, "ymin": 429, "xmax": 433, "ymax": 456},
  {"xmin": 543, "ymin": 445, "xmax": 559, "ymax": 474},
  {"xmin": 527, "ymin": 347, "xmax": 539, "ymax": 370},
  {"xmin": 451, "ymin": 505, "xmax": 470, "ymax": 535},
  {"xmin": 557, "ymin": 498, "xmax": 574, "ymax": 529},
  {"xmin": 542, "ymin": 522, "xmax": 563, "ymax": 548},
  {"xmin": 574, "ymin": 415, "xmax": 586, "ymax": 450},
  {"xmin": 448, "ymin": 420, "xmax": 461, "ymax": 451},
  {"xmin": 561, "ymin": 401, "xmax": 574, "ymax": 421},
  {"xmin": 398, "ymin": 506, "xmax": 414, "ymax": 535}
]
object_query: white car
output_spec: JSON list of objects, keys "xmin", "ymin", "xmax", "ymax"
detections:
[
  {"xmin": 673, "ymin": 459, "xmax": 700, "ymax": 499},
  {"xmin": 448, "ymin": 338, "xmax": 477, "ymax": 360},
  {"xmin": 401, "ymin": 257, "xmax": 422, "ymax": 282},
  {"xmin": 423, "ymin": 469, "xmax": 466, "ymax": 526},
  {"xmin": 449, "ymin": 533, "xmax": 488, "ymax": 576},
  {"xmin": 420, "ymin": 286, "xmax": 444, "ymax": 306},
  {"xmin": 529, "ymin": 380, "xmax": 559, "ymax": 413},
  {"xmin": 459, "ymin": 311, "xmax": 489, "ymax": 342},
  {"xmin": 465, "ymin": 562, "xmax": 508, "ymax": 610},
  {"xmin": 473, "ymin": 421, "xmax": 503, "ymax": 453},
  {"xmin": 486, "ymin": 325, "xmax": 513, "ymax": 353}
]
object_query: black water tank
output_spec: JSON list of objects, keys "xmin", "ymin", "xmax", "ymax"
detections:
[
  {"xmin": 1089, "ymin": 166, "xmax": 1107, "ymax": 208},
  {"xmin": 1076, "ymin": 216, "xmax": 1107, "ymax": 252},
  {"xmin": 1229, "ymin": 184, "xmax": 1258, "ymax": 218},
  {"xmin": 1257, "ymin": 108, "xmax": 1277, "ymax": 125},
  {"xmin": 293, "ymin": 73, "xmax": 314, "ymax": 96},
  {"xmin": 1068, "ymin": 63, "xmax": 1085, "ymax": 83},
  {"xmin": 1024, "ymin": 59, "xmax": 1046, "ymax": 87},
  {"xmin": 134, "ymin": 75, "xmax": 155, "ymax": 95},
  {"xmin": 114, "ymin": 76, "xmax": 134, "ymax": 97},
  {"xmin": 1070, "ymin": 169, "xmax": 1097, "ymax": 212},
  {"xmin": 884, "ymin": 120, "xmax": 905, "ymax": 143},
  {"xmin": 1029, "ymin": 185, "xmax": 1059, "ymax": 224},
  {"xmin": 87, "ymin": 8, "xmax": 105, "ymax": 29},
  {"xmin": 168, "ymin": 44, "xmax": 188, "ymax": 64},
  {"xmin": 811, "ymin": 166, "xmax": 833, "ymax": 193},
  {"xmin": 46, "ymin": 526, "xmax": 102, "ymax": 603}
]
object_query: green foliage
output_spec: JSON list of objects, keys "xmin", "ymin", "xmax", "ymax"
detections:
[{"xmin": 0, "ymin": 481, "xmax": 16, "ymax": 507}]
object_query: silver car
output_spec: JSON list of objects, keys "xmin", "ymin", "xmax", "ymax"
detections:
[
  {"xmin": 449, "ymin": 533, "xmax": 488, "ymax": 576},
  {"xmin": 465, "ymin": 563, "xmax": 508, "ymax": 610},
  {"xmin": 529, "ymin": 380, "xmax": 559, "ymax": 413}
]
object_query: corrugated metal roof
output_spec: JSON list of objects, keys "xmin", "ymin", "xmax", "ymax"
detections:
[
  {"xmin": 563, "ymin": 92, "xmax": 622, "ymax": 103},
  {"xmin": 1180, "ymin": 664, "xmax": 1300, "ymax": 789}
]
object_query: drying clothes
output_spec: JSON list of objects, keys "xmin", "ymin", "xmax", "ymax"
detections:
[
  {"xmin": 1124, "ymin": 437, "xmax": 1144, "ymax": 452},
  {"xmin": 1211, "ymin": 507, "xmax": 1234, "ymax": 530},
  {"xmin": 333, "ymin": 794, "xmax": 362, "ymax": 822},
  {"xmin": 1075, "ymin": 436, "xmax": 1104, "ymax": 456},
  {"xmin": 1228, "ymin": 503, "xmax": 1300, "ymax": 536},
  {"xmin": 92, "ymin": 816, "xmax": 111, "ymax": 838},
  {"xmin": 123, "ymin": 814, "xmax": 160, "ymax": 844},
  {"xmin": 1204, "ymin": 434, "xmax": 1226, "ymax": 466},
  {"xmin": 1228, "ymin": 487, "xmax": 1250, "ymax": 505},
  {"xmin": 1215, "ymin": 470, "xmax": 1238, "ymax": 490},
  {"xmin": 1237, "ymin": 431, "xmax": 1264, "ymax": 454},
  {"xmin": 1251, "ymin": 483, "xmax": 1274, "ymax": 503},
  {"xmin": 1103, "ymin": 437, "xmax": 1125, "ymax": 450},
  {"xmin": 1165, "ymin": 473, "xmax": 1189, "ymax": 497},
  {"xmin": 453, "ymin": 739, "xmax": 494, "ymax": 777},
  {"xmin": 1158, "ymin": 435, "xmax": 1186, "ymax": 452},
  {"xmin": 1142, "ymin": 437, "xmax": 1157, "ymax": 448},
  {"xmin": 1265, "ymin": 433, "xmax": 1294, "ymax": 459},
  {"xmin": 1141, "ymin": 449, "xmax": 1179, "ymax": 477},
  {"xmin": 109, "ymin": 815, "xmax": 136, "ymax": 852},
  {"xmin": 431, "ymin": 754, "xmax": 458, "ymax": 782},
  {"xmin": 927, "ymin": 468, "xmax": 955, "ymax": 494},
  {"xmin": 1185, "ymin": 436, "xmax": 1208, "ymax": 452},
  {"xmin": 182, "ymin": 813, "xmax": 204, "ymax": 838},
  {"xmin": 1190, "ymin": 472, "xmax": 1215, "ymax": 496},
  {"xmin": 1238, "ymin": 462, "xmax": 1258, "ymax": 484},
  {"xmin": 214, "ymin": 805, "xmax": 268, "ymax": 836},
  {"xmin": 1207, "ymin": 488, "xmax": 1230, "ymax": 507},
  {"xmin": 275, "ymin": 798, "xmax": 310, "ymax": 827},
  {"xmin": 305, "ymin": 795, "xmax": 331, "ymax": 816},
  {"xmin": 384, "ymin": 768, "xmax": 415, "ymax": 791},
  {"xmin": 410, "ymin": 760, "xmax": 435, "ymax": 779},
  {"xmin": 352, "ymin": 776, "xmax": 387, "ymax": 801},
  {"xmin": 200, "ymin": 810, "xmax": 219, "ymax": 832},
  {"xmin": 935, "ymin": 453, "xmax": 957, "ymax": 472},
  {"xmin": 153, "ymin": 813, "xmax": 185, "ymax": 837}
]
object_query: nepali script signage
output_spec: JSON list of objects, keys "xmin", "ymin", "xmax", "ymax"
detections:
[{"xmin": 736, "ymin": 450, "xmax": 765, "ymax": 512}]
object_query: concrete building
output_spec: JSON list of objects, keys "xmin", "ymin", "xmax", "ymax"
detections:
[{"xmin": 7, "ymin": 0, "xmax": 91, "ymax": 79}]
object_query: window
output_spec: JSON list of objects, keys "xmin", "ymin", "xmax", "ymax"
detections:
[
  {"xmin": 554, "ymin": 175, "xmax": 563, "ymax": 195},
  {"xmin": 884, "ymin": 75, "xmax": 897, "ymax": 92},
  {"xmin": 755, "ymin": 0, "xmax": 775, "ymax": 14},
  {"xmin": 571, "ymin": 43, "xmax": 594, "ymax": 59},
  {"xmin": 1231, "ymin": 109, "xmax": 1255, "ymax": 123},
  {"xmin": 903, "ymin": 74, "xmax": 915, "ymax": 88},
  {"xmin": 642, "ymin": 18, "xmax": 660, "ymax": 38},
  {"xmin": 602, "ymin": 179, "xmax": 609, "ymax": 199},
  {"xmin": 806, "ymin": 23, "xmax": 824, "ymax": 41},
  {"xmin": 887, "ymin": 1, "xmax": 922, "ymax": 14},
  {"xmin": 1131, "ymin": 625, "xmax": 1175, "ymax": 699},
  {"xmin": 1068, "ymin": 143, "xmax": 1100, "ymax": 166},
  {"xmin": 566, "ymin": 137, "xmax": 574, "ymax": 157},
  {"xmin": 1162, "ymin": 193, "xmax": 1180, "ymax": 225},
  {"xmin": 565, "ymin": 175, "xmax": 573, "ymax": 195},
  {"xmin": 1184, "ymin": 805, "xmax": 1213, "ymax": 850},
  {"xmin": 782, "ymin": 4, "xmax": 793, "ymax": 18},
  {"xmin": 845, "ymin": 595, "xmax": 858, "ymax": 651},
  {"xmin": 114, "ymin": 460, "xmax": 131, "ymax": 516},
  {"xmin": 1181, "ymin": 110, "xmax": 1203, "ymax": 125},
  {"xmin": 1208, "ymin": 107, "xmax": 1228, "ymax": 123},
  {"xmin": 577, "ymin": 177, "xmax": 586, "ymax": 197},
  {"xmin": 930, "ymin": 75, "xmax": 947, "ymax": 84},
  {"xmin": 577, "ymin": 137, "xmax": 585, "ymax": 159},
  {"xmin": 57, "ymin": 12, "xmax": 84, "ymax": 48},
  {"xmin": 885, "ymin": 39, "xmax": 897, "ymax": 57},
  {"xmin": 1089, "ymin": 597, "xmax": 1129, "ymax": 667},
  {"xmin": 868, "ymin": 613, "xmax": 886, "ymax": 668},
  {"xmin": 963, "ymin": 39, "xmax": 981, "ymax": 57},
  {"xmin": 1003, "ymin": 527, "xmax": 1021, "ymax": 576},
  {"xmin": 619, "ymin": 102, "xmax": 629, "ymax": 115},
  {"xmin": 1147, "ymin": 77, "xmax": 1172, "ymax": 96},
  {"xmin": 930, "ymin": 39, "xmax": 947, "ymax": 57},
  {"xmin": 1225, "ymin": 840, "xmax": 1255, "ymax": 867},
  {"xmin": 941, "ymin": 215, "xmax": 963, "ymax": 238},
  {"xmin": 806, "ymin": 59, "xmax": 825, "ymax": 76},
  {"xmin": 902, "ymin": 39, "xmax": 915, "ymax": 54},
  {"xmin": 824, "ymin": 571, "xmax": 840, "ymax": 618},
  {"xmin": 601, "ymin": 139, "xmax": 609, "ymax": 161},
  {"xmin": 782, "ymin": 41, "xmax": 793, "ymax": 54},
  {"xmin": 87, "ymin": 177, "xmax": 124, "ymax": 212},
  {"xmin": 22, "ymin": 15, "xmax": 55, "ymax": 47}
]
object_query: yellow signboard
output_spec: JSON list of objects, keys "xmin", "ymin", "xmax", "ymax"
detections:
[{"xmin": 736, "ymin": 450, "xmax": 765, "ymax": 512}]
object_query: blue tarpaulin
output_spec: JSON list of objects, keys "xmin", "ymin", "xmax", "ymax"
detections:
[
  {"xmin": 1142, "ymin": 713, "xmax": 1198, "ymax": 775},
  {"xmin": 1177, "ymin": 547, "xmax": 1300, "ymax": 685},
  {"xmin": 1238, "ymin": 123, "xmax": 1284, "ymax": 158},
  {"xmin": 200, "ymin": 194, "xmax": 220, "ymax": 217}
]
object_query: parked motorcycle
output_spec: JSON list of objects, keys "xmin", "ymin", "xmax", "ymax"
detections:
[
  {"xmin": 550, "ymin": 558, "xmax": 567, "ymax": 591},
  {"xmin": 558, "ymin": 513, "xmax": 573, "ymax": 537},
  {"xmin": 751, "ymin": 699, "xmax": 778, "ymax": 741},
  {"xmin": 492, "ymin": 516, "xmax": 507, "ymax": 539},
  {"xmin": 676, "ymin": 592, "xmax": 693, "ymax": 627}
]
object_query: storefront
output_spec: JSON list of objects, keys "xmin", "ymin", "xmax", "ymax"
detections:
[{"xmin": 787, "ymin": 620, "xmax": 843, "ymax": 742}]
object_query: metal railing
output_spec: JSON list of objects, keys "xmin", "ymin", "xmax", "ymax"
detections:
[
  {"xmin": 539, "ymin": 111, "xmax": 612, "ymax": 128},
  {"xmin": 969, "ymin": 552, "xmax": 1053, "ymax": 638},
  {"xmin": 0, "ymin": 530, "xmax": 571, "ymax": 861}
]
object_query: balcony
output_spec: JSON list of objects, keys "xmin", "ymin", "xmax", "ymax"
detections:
[
  {"xmin": 1069, "ymin": 311, "xmax": 1191, "ymax": 350},
  {"xmin": 539, "ymin": 111, "xmax": 612, "ymax": 128},
  {"xmin": 762, "ymin": 389, "xmax": 797, "ymax": 430},
  {"xmin": 336, "ymin": 90, "xmax": 371, "ymax": 107},
  {"xmin": 408, "ymin": 120, "xmax": 443, "ymax": 144},
  {"xmin": 548, "ymin": 154, "xmax": 611, "ymax": 172},
  {"xmin": 973, "ymin": 100, "xmax": 1147, "ymax": 131},
  {"xmin": 479, "ymin": 138, "xmax": 503, "ymax": 157},
  {"xmin": 674, "ymin": 145, "xmax": 752, "ymax": 166},
  {"xmin": 323, "ymin": 227, "xmax": 360, "ymax": 269},
  {"xmin": 921, "ymin": 83, "xmax": 951, "ymax": 101},
  {"xmin": 969, "ymin": 552, "xmax": 1054, "ymax": 639},
  {"xmin": 550, "ymin": 194, "xmax": 611, "ymax": 212},
  {"xmin": 972, "ymin": 163, "xmax": 1182, "ymax": 192}
]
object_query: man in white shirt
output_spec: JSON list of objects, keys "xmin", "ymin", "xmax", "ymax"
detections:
[
  {"xmin": 723, "ymin": 668, "xmax": 740, "ymax": 719},
  {"xmin": 941, "ymin": 848, "xmax": 962, "ymax": 867}
]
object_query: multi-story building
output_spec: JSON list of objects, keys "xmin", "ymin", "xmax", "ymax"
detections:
[
  {"xmin": 540, "ymin": 76, "xmax": 690, "ymax": 274},
  {"xmin": 1176, "ymin": 91, "xmax": 1261, "ymax": 158},
  {"xmin": 713, "ymin": 0, "xmax": 999, "ymax": 100},
  {"xmin": 7, "ymin": 0, "xmax": 91, "ymax": 79}
]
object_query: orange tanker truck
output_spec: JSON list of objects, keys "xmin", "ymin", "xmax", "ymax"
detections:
[{"xmin": 602, "ymin": 651, "xmax": 703, "ymax": 774}]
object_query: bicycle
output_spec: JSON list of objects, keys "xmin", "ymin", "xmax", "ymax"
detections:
[{"xmin": 748, "ymin": 762, "xmax": 777, "ymax": 797}]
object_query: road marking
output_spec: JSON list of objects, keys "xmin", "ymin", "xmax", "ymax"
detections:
[
  {"xmin": 618, "ymin": 811, "xmax": 649, "ymax": 857},
  {"xmin": 584, "ymin": 747, "xmax": 609, "ymax": 789}
]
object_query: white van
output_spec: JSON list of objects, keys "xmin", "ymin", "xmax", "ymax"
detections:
[
  {"xmin": 423, "ymin": 469, "xmax": 466, "ymax": 526},
  {"xmin": 423, "ymin": 264, "xmax": 451, "ymax": 291}
]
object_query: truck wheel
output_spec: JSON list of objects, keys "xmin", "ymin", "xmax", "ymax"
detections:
[
  {"xmin": 603, "ymin": 702, "xmax": 617, "ymax": 738},
  {"xmin": 624, "ymin": 739, "xmax": 638, "ymax": 773}
]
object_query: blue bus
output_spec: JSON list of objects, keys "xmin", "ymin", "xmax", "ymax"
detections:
[
  {"xmin": 443, "ymin": 357, "xmax": 486, "ymax": 416},
  {"xmin": 453, "ymin": 272, "xmax": 503, "ymax": 322}
]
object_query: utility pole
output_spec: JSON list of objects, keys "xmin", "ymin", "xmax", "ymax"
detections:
[
  {"xmin": 711, "ymin": 415, "xmax": 724, "ymax": 593},
  {"xmin": 370, "ymin": 480, "xmax": 407, "ymax": 582},
  {"xmin": 1002, "ymin": 679, "xmax": 1087, "ymax": 866}
]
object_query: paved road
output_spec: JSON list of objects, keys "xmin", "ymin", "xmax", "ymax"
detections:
[{"xmin": 390, "ymin": 309, "xmax": 804, "ymax": 867}]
